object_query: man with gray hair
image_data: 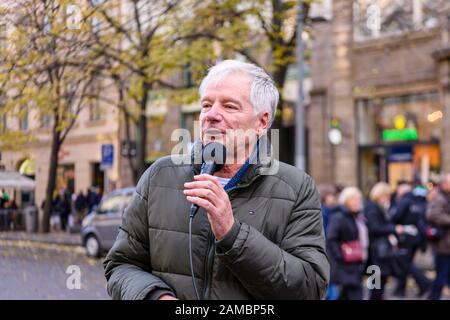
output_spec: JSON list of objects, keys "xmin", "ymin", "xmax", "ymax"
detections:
[{"xmin": 103, "ymin": 59, "xmax": 329, "ymax": 300}]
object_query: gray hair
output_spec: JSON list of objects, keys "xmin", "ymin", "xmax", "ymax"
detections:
[
  {"xmin": 338, "ymin": 187, "xmax": 363, "ymax": 206},
  {"xmin": 199, "ymin": 59, "xmax": 279, "ymax": 127}
]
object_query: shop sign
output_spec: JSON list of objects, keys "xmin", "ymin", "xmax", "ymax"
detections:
[
  {"xmin": 388, "ymin": 145, "xmax": 413, "ymax": 162},
  {"xmin": 101, "ymin": 144, "xmax": 114, "ymax": 170},
  {"xmin": 382, "ymin": 128, "xmax": 418, "ymax": 142}
]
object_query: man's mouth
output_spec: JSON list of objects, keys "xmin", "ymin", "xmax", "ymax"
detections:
[
  {"xmin": 203, "ymin": 128, "xmax": 226, "ymax": 136},
  {"xmin": 204, "ymin": 128, "xmax": 225, "ymax": 134},
  {"xmin": 203, "ymin": 129, "xmax": 226, "ymax": 142}
]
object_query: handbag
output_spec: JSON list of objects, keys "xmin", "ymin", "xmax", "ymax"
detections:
[
  {"xmin": 375, "ymin": 236, "xmax": 408, "ymax": 277},
  {"xmin": 340, "ymin": 240, "xmax": 363, "ymax": 263},
  {"xmin": 426, "ymin": 224, "xmax": 444, "ymax": 242}
]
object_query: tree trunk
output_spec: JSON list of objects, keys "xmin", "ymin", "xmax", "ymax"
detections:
[
  {"xmin": 271, "ymin": 63, "xmax": 288, "ymax": 127},
  {"xmin": 117, "ymin": 83, "xmax": 139, "ymax": 184},
  {"xmin": 136, "ymin": 82, "xmax": 150, "ymax": 180},
  {"xmin": 41, "ymin": 124, "xmax": 61, "ymax": 233},
  {"xmin": 272, "ymin": 64, "xmax": 293, "ymax": 164}
]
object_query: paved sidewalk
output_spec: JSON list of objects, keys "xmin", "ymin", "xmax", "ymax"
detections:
[{"xmin": 0, "ymin": 231, "xmax": 81, "ymax": 246}]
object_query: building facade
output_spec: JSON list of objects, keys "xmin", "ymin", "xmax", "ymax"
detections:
[
  {"xmin": 308, "ymin": 0, "xmax": 450, "ymax": 193},
  {"xmin": 0, "ymin": 87, "xmax": 121, "ymax": 209}
]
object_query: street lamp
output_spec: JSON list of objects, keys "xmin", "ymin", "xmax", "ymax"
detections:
[{"xmin": 295, "ymin": 0, "xmax": 305, "ymax": 171}]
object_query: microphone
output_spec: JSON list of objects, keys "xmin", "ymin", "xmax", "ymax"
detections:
[{"xmin": 189, "ymin": 141, "xmax": 226, "ymax": 218}]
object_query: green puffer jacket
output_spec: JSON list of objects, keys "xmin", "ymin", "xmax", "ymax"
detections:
[{"xmin": 103, "ymin": 148, "xmax": 329, "ymax": 300}]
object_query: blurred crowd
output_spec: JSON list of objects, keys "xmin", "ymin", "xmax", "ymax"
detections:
[
  {"xmin": 320, "ymin": 173, "xmax": 450, "ymax": 300},
  {"xmin": 0, "ymin": 189, "xmax": 20, "ymax": 230},
  {"xmin": 41, "ymin": 186, "xmax": 103, "ymax": 232}
]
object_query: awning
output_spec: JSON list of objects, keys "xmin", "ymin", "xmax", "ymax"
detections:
[{"xmin": 0, "ymin": 171, "xmax": 36, "ymax": 191}]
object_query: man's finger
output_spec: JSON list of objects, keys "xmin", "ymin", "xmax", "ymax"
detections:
[
  {"xmin": 193, "ymin": 174, "xmax": 222, "ymax": 187},
  {"xmin": 186, "ymin": 196, "xmax": 215, "ymax": 212},
  {"xmin": 184, "ymin": 180, "xmax": 221, "ymax": 192},
  {"xmin": 183, "ymin": 188, "xmax": 219, "ymax": 207}
]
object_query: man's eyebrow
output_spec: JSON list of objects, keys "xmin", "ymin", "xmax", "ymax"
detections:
[{"xmin": 200, "ymin": 97, "xmax": 242, "ymax": 107}]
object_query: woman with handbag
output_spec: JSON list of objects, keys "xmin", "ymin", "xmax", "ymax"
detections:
[
  {"xmin": 327, "ymin": 187, "xmax": 369, "ymax": 300},
  {"xmin": 364, "ymin": 182, "xmax": 406, "ymax": 300}
]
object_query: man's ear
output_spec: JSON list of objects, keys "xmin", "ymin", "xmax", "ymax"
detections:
[{"xmin": 257, "ymin": 111, "xmax": 270, "ymax": 136}]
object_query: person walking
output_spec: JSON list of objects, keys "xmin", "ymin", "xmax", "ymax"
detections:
[
  {"xmin": 327, "ymin": 187, "xmax": 368, "ymax": 300},
  {"xmin": 56, "ymin": 191, "xmax": 71, "ymax": 231},
  {"xmin": 74, "ymin": 191, "xmax": 88, "ymax": 222},
  {"xmin": 391, "ymin": 185, "xmax": 431, "ymax": 297},
  {"xmin": 427, "ymin": 173, "xmax": 450, "ymax": 300},
  {"xmin": 365, "ymin": 182, "xmax": 406, "ymax": 300}
]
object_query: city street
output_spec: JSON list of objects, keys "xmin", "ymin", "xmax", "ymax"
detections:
[
  {"xmin": 0, "ymin": 240, "xmax": 109, "ymax": 299},
  {"xmin": 1, "ymin": 236, "xmax": 448, "ymax": 300}
]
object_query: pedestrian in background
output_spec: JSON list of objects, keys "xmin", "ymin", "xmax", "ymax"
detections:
[
  {"xmin": 0, "ymin": 189, "xmax": 9, "ymax": 209},
  {"xmin": 426, "ymin": 173, "xmax": 450, "ymax": 300},
  {"xmin": 75, "ymin": 190, "xmax": 88, "ymax": 221},
  {"xmin": 55, "ymin": 190, "xmax": 71, "ymax": 231},
  {"xmin": 87, "ymin": 186, "xmax": 102, "ymax": 213},
  {"xmin": 327, "ymin": 187, "xmax": 368, "ymax": 300},
  {"xmin": 391, "ymin": 184, "xmax": 431, "ymax": 297},
  {"xmin": 319, "ymin": 184, "xmax": 338, "ymax": 233},
  {"xmin": 319, "ymin": 184, "xmax": 339, "ymax": 300},
  {"xmin": 364, "ymin": 182, "xmax": 405, "ymax": 300}
]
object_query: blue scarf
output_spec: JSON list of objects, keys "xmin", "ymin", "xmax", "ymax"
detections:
[{"xmin": 224, "ymin": 142, "xmax": 259, "ymax": 192}]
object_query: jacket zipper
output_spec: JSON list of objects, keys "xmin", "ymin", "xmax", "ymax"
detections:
[
  {"xmin": 200, "ymin": 174, "xmax": 262, "ymax": 300},
  {"xmin": 202, "ymin": 228, "xmax": 215, "ymax": 300}
]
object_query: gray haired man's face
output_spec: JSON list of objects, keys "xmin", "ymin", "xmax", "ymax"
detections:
[{"xmin": 199, "ymin": 72, "xmax": 269, "ymax": 163}]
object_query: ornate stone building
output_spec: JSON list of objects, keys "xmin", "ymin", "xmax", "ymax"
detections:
[{"xmin": 308, "ymin": 0, "xmax": 450, "ymax": 193}]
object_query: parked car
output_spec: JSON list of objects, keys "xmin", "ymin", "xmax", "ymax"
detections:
[{"xmin": 81, "ymin": 187, "xmax": 135, "ymax": 257}]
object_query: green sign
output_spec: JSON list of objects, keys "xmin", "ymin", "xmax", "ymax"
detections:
[{"xmin": 382, "ymin": 128, "xmax": 418, "ymax": 142}]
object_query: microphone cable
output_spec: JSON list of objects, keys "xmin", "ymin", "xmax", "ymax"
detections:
[{"xmin": 189, "ymin": 210, "xmax": 201, "ymax": 300}]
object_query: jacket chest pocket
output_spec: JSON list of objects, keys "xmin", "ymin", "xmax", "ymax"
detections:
[{"xmin": 231, "ymin": 197, "xmax": 290, "ymax": 245}]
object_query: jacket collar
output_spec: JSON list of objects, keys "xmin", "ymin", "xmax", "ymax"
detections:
[{"xmin": 190, "ymin": 136, "xmax": 274, "ymax": 188}]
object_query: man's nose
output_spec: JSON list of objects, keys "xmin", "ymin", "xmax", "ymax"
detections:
[{"xmin": 204, "ymin": 103, "xmax": 223, "ymax": 122}]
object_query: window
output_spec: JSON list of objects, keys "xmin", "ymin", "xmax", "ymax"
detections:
[
  {"xmin": 0, "ymin": 96, "xmax": 6, "ymax": 133},
  {"xmin": 357, "ymin": 92, "xmax": 442, "ymax": 145},
  {"xmin": 309, "ymin": 0, "xmax": 333, "ymax": 21},
  {"xmin": 19, "ymin": 108, "xmax": 28, "ymax": 131},
  {"xmin": 0, "ymin": 23, "xmax": 7, "ymax": 50},
  {"xmin": 89, "ymin": 104, "xmax": 103, "ymax": 121},
  {"xmin": 88, "ymin": 81, "xmax": 103, "ymax": 121},
  {"xmin": 181, "ymin": 111, "xmax": 200, "ymax": 139},
  {"xmin": 0, "ymin": 113, "xmax": 6, "ymax": 133},
  {"xmin": 40, "ymin": 113, "xmax": 52, "ymax": 128},
  {"xmin": 183, "ymin": 63, "xmax": 193, "ymax": 87},
  {"xmin": 66, "ymin": 81, "xmax": 78, "ymax": 114},
  {"xmin": 353, "ymin": 0, "xmax": 441, "ymax": 41}
]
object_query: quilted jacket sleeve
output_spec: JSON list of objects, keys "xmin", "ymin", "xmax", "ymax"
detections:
[
  {"xmin": 103, "ymin": 167, "xmax": 175, "ymax": 300},
  {"xmin": 216, "ymin": 173, "xmax": 330, "ymax": 299}
]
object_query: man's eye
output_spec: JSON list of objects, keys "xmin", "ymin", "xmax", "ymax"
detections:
[
  {"xmin": 202, "ymin": 104, "xmax": 211, "ymax": 109},
  {"xmin": 225, "ymin": 105, "xmax": 238, "ymax": 110}
]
